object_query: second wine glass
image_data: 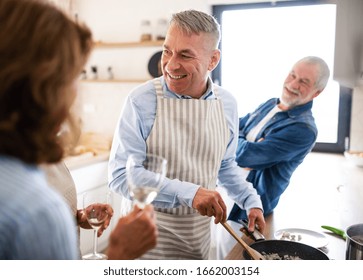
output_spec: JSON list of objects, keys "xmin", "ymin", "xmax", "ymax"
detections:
[
  {"xmin": 82, "ymin": 191, "xmax": 112, "ymax": 260},
  {"xmin": 126, "ymin": 153, "xmax": 167, "ymax": 208}
]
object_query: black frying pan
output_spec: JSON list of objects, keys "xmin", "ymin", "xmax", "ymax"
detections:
[
  {"xmin": 240, "ymin": 220, "xmax": 329, "ymax": 260},
  {"xmin": 243, "ymin": 239, "xmax": 329, "ymax": 260}
]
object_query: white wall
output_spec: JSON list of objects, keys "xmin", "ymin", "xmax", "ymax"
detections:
[
  {"xmin": 73, "ymin": 0, "xmax": 363, "ymax": 151},
  {"xmin": 74, "ymin": 0, "xmax": 288, "ymax": 42},
  {"xmin": 75, "ymin": 0, "xmax": 208, "ymax": 42}
]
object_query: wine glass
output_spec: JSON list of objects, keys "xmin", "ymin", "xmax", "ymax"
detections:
[
  {"xmin": 126, "ymin": 153, "xmax": 167, "ymax": 208},
  {"xmin": 82, "ymin": 191, "xmax": 112, "ymax": 260}
]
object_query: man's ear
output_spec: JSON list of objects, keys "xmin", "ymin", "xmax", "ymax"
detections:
[
  {"xmin": 208, "ymin": 49, "xmax": 221, "ymax": 71},
  {"xmin": 313, "ymin": 89, "xmax": 322, "ymax": 99}
]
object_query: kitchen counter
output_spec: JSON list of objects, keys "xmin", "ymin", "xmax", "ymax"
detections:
[
  {"xmin": 64, "ymin": 151, "xmax": 110, "ymax": 170},
  {"xmin": 225, "ymin": 152, "xmax": 363, "ymax": 260}
]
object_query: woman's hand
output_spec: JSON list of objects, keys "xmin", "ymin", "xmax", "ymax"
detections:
[
  {"xmin": 107, "ymin": 205, "xmax": 158, "ymax": 260},
  {"xmin": 77, "ymin": 203, "xmax": 114, "ymax": 237}
]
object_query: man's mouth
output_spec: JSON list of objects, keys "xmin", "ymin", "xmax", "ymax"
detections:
[
  {"xmin": 167, "ymin": 72, "xmax": 187, "ymax": 80},
  {"xmin": 285, "ymin": 86, "xmax": 300, "ymax": 96}
]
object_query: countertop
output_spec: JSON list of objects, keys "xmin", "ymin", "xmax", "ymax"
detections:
[
  {"xmin": 64, "ymin": 151, "xmax": 110, "ymax": 170},
  {"xmin": 225, "ymin": 152, "xmax": 363, "ymax": 260}
]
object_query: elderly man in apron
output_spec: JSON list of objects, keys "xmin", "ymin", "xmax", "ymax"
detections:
[{"xmin": 108, "ymin": 9, "xmax": 265, "ymax": 259}]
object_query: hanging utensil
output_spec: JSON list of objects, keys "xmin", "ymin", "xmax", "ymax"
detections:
[{"xmin": 221, "ymin": 221, "xmax": 265, "ymax": 260}]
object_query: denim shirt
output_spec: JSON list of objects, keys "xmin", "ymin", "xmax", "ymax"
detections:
[{"xmin": 228, "ymin": 98, "xmax": 317, "ymax": 221}]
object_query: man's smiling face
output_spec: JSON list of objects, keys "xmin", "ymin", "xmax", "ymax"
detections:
[{"xmin": 161, "ymin": 24, "xmax": 220, "ymax": 98}]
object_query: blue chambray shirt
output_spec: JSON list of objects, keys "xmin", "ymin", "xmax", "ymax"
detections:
[
  {"xmin": 0, "ymin": 156, "xmax": 79, "ymax": 259},
  {"xmin": 229, "ymin": 97, "xmax": 317, "ymax": 221},
  {"xmin": 108, "ymin": 76, "xmax": 263, "ymax": 212}
]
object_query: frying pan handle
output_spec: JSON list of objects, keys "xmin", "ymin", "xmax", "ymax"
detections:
[{"xmin": 238, "ymin": 219, "xmax": 266, "ymax": 241}]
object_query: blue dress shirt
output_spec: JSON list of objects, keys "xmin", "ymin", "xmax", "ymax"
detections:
[{"xmin": 108, "ymin": 77, "xmax": 263, "ymax": 211}]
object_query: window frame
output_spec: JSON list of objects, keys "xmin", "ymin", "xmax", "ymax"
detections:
[{"xmin": 212, "ymin": 0, "xmax": 352, "ymax": 154}]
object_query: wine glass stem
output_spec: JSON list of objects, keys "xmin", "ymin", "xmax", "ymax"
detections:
[{"xmin": 92, "ymin": 229, "xmax": 98, "ymax": 255}]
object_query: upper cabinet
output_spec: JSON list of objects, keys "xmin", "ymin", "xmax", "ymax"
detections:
[{"xmin": 333, "ymin": 0, "xmax": 363, "ymax": 88}]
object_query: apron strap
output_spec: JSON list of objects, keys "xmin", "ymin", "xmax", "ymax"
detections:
[{"xmin": 153, "ymin": 78, "xmax": 164, "ymax": 97}]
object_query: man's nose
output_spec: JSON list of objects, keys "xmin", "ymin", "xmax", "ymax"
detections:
[
  {"xmin": 165, "ymin": 55, "xmax": 181, "ymax": 71},
  {"xmin": 288, "ymin": 79, "xmax": 300, "ymax": 90}
]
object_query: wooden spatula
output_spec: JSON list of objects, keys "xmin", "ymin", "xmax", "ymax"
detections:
[{"xmin": 221, "ymin": 221, "xmax": 265, "ymax": 260}]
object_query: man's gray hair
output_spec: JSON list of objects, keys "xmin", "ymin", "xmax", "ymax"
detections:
[
  {"xmin": 170, "ymin": 9, "xmax": 221, "ymax": 48},
  {"xmin": 297, "ymin": 56, "xmax": 330, "ymax": 91}
]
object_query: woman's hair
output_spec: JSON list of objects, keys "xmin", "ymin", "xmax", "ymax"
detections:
[
  {"xmin": 170, "ymin": 9, "xmax": 221, "ymax": 49},
  {"xmin": 0, "ymin": 0, "xmax": 93, "ymax": 164}
]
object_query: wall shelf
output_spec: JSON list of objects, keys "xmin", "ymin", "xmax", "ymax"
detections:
[
  {"xmin": 80, "ymin": 79, "xmax": 147, "ymax": 84},
  {"xmin": 84, "ymin": 40, "xmax": 163, "ymax": 84},
  {"xmin": 94, "ymin": 40, "xmax": 164, "ymax": 48}
]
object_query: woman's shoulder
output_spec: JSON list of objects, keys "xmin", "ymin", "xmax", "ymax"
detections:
[
  {"xmin": 0, "ymin": 158, "xmax": 78, "ymax": 259},
  {"xmin": 0, "ymin": 158, "xmax": 73, "ymax": 218}
]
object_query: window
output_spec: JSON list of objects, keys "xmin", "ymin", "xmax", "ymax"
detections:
[{"xmin": 213, "ymin": 1, "xmax": 352, "ymax": 153}]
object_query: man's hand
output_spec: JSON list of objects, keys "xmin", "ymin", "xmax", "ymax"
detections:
[
  {"xmin": 192, "ymin": 187, "xmax": 227, "ymax": 224},
  {"xmin": 246, "ymin": 208, "xmax": 265, "ymax": 233}
]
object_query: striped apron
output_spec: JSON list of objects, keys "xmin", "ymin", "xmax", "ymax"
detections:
[{"xmin": 141, "ymin": 78, "xmax": 230, "ymax": 259}]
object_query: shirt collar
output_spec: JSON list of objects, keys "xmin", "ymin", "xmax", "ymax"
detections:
[
  {"xmin": 276, "ymin": 98, "xmax": 313, "ymax": 117},
  {"xmin": 163, "ymin": 76, "xmax": 216, "ymax": 100}
]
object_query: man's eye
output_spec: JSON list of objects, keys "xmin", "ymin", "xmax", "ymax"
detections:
[{"xmin": 181, "ymin": 54, "xmax": 193, "ymax": 59}]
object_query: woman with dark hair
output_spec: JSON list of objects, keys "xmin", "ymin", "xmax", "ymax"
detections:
[
  {"xmin": 0, "ymin": 0, "xmax": 92, "ymax": 260},
  {"xmin": 0, "ymin": 0, "xmax": 157, "ymax": 260}
]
